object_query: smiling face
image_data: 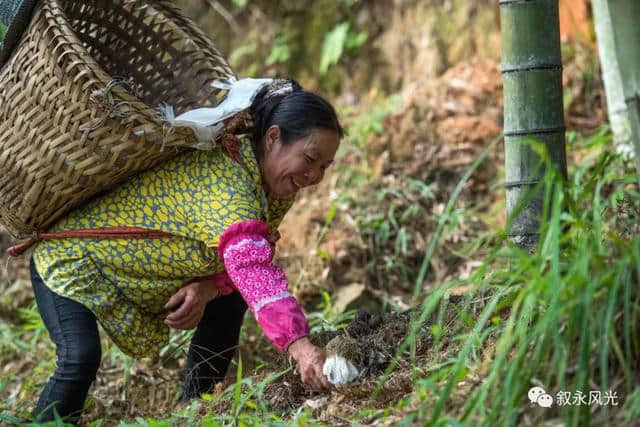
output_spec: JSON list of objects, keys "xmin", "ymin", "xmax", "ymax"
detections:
[{"xmin": 259, "ymin": 126, "xmax": 340, "ymax": 198}]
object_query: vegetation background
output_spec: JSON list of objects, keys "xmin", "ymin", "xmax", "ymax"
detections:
[{"xmin": 1, "ymin": 0, "xmax": 639, "ymax": 425}]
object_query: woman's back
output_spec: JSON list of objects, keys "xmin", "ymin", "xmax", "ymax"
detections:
[{"xmin": 32, "ymin": 141, "xmax": 292, "ymax": 356}]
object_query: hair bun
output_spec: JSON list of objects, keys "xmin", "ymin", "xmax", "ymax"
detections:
[
  {"xmin": 248, "ymin": 78, "xmax": 342, "ymax": 161},
  {"xmin": 265, "ymin": 79, "xmax": 302, "ymax": 98},
  {"xmin": 249, "ymin": 79, "xmax": 301, "ymax": 144}
]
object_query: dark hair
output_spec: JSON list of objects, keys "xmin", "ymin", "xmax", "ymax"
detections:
[{"xmin": 249, "ymin": 80, "xmax": 344, "ymax": 160}]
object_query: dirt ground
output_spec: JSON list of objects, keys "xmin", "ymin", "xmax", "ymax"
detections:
[
  {"xmin": 202, "ymin": 293, "xmax": 476, "ymax": 426},
  {"xmin": 0, "ymin": 34, "xmax": 607, "ymax": 422}
]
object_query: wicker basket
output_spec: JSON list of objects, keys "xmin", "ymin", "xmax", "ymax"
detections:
[{"xmin": 0, "ymin": 0, "xmax": 235, "ymax": 239}]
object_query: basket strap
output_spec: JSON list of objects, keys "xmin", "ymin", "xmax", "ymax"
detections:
[
  {"xmin": 222, "ymin": 134, "xmax": 247, "ymax": 169},
  {"xmin": 6, "ymin": 227, "xmax": 174, "ymax": 257},
  {"xmin": 5, "ymin": 134, "xmax": 250, "ymax": 257}
]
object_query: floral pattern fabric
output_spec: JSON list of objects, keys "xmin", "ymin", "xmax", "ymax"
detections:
[
  {"xmin": 32, "ymin": 138, "xmax": 294, "ymax": 358},
  {"xmin": 218, "ymin": 223, "xmax": 309, "ymax": 350}
]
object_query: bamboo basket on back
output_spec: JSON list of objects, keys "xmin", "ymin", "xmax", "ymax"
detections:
[{"xmin": 0, "ymin": 0, "xmax": 235, "ymax": 239}]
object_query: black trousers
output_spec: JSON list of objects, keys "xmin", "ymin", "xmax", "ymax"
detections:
[{"xmin": 29, "ymin": 258, "xmax": 247, "ymax": 423}]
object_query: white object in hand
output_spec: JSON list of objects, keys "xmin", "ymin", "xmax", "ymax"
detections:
[{"xmin": 322, "ymin": 355, "xmax": 359, "ymax": 386}]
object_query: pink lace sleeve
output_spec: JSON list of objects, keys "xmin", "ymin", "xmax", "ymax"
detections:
[{"xmin": 218, "ymin": 221, "xmax": 309, "ymax": 350}]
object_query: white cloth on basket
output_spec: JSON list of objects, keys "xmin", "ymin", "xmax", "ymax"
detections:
[{"xmin": 138, "ymin": 77, "xmax": 273, "ymax": 149}]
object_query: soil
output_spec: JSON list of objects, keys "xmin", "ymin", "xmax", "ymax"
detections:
[
  {"xmin": 0, "ymin": 1, "xmax": 609, "ymax": 420},
  {"xmin": 258, "ymin": 298, "xmax": 463, "ymax": 416}
]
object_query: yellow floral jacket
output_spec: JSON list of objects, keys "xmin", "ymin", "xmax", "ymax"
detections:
[{"xmin": 33, "ymin": 140, "xmax": 294, "ymax": 357}]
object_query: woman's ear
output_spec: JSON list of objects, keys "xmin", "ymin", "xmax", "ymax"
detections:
[{"xmin": 264, "ymin": 125, "xmax": 281, "ymax": 153}]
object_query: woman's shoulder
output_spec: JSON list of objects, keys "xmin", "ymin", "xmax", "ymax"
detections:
[
  {"xmin": 139, "ymin": 145, "xmax": 253, "ymax": 189},
  {"xmin": 194, "ymin": 138, "xmax": 262, "ymax": 188}
]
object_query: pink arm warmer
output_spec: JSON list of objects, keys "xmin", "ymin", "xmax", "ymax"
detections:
[{"xmin": 217, "ymin": 220, "xmax": 309, "ymax": 350}]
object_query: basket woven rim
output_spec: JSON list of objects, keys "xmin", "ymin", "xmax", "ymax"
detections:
[{"xmin": 0, "ymin": 0, "xmax": 237, "ymax": 239}]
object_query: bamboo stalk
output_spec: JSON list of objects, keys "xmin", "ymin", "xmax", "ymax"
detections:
[
  {"xmin": 592, "ymin": 0, "xmax": 633, "ymax": 158},
  {"xmin": 607, "ymin": 0, "xmax": 640, "ymax": 178},
  {"xmin": 500, "ymin": 0, "xmax": 568, "ymax": 251}
]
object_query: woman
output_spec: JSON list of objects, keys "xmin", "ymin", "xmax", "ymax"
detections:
[{"xmin": 29, "ymin": 79, "xmax": 342, "ymax": 422}]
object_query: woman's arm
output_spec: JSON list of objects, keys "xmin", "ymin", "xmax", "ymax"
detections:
[
  {"xmin": 218, "ymin": 220, "xmax": 308, "ymax": 350},
  {"xmin": 218, "ymin": 220, "xmax": 329, "ymax": 390}
]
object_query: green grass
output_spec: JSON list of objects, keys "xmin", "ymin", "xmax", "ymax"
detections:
[
  {"xmin": 394, "ymin": 129, "xmax": 640, "ymax": 426},
  {"xmin": 1, "ymin": 126, "xmax": 638, "ymax": 426},
  {"xmin": 253, "ymin": 127, "xmax": 636, "ymax": 425},
  {"xmin": 125, "ymin": 128, "xmax": 637, "ymax": 426},
  {"xmin": 0, "ymin": 23, "xmax": 7, "ymax": 41}
]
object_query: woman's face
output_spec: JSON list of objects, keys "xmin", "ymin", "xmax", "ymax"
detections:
[{"xmin": 260, "ymin": 127, "xmax": 340, "ymax": 198}]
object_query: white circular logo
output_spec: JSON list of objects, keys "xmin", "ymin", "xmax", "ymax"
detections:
[
  {"xmin": 528, "ymin": 386, "xmax": 546, "ymax": 404},
  {"xmin": 528, "ymin": 386, "xmax": 553, "ymax": 407},
  {"xmin": 537, "ymin": 393, "xmax": 553, "ymax": 408}
]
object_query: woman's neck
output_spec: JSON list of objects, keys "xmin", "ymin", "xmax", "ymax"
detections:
[{"xmin": 257, "ymin": 156, "xmax": 271, "ymax": 198}]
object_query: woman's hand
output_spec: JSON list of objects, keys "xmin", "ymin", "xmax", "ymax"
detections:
[
  {"xmin": 164, "ymin": 279, "xmax": 218, "ymax": 330},
  {"xmin": 287, "ymin": 337, "xmax": 330, "ymax": 391}
]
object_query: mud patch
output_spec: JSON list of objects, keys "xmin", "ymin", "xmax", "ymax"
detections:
[{"xmin": 261, "ymin": 299, "xmax": 462, "ymax": 414}]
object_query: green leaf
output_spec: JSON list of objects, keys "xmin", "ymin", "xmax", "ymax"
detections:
[
  {"xmin": 233, "ymin": 354, "xmax": 243, "ymax": 413},
  {"xmin": 200, "ymin": 415, "xmax": 221, "ymax": 427},
  {"xmin": 325, "ymin": 202, "xmax": 338, "ymax": 226},
  {"xmin": 266, "ymin": 31, "xmax": 295, "ymax": 66},
  {"xmin": 345, "ymin": 30, "xmax": 368, "ymax": 50},
  {"xmin": 0, "ymin": 413, "xmax": 23, "ymax": 424},
  {"xmin": 0, "ymin": 23, "xmax": 7, "ymax": 41},
  {"xmin": 395, "ymin": 227, "xmax": 408, "ymax": 255},
  {"xmin": 315, "ymin": 247, "xmax": 331, "ymax": 261},
  {"xmin": 266, "ymin": 43, "xmax": 290, "ymax": 66},
  {"xmin": 430, "ymin": 324, "xmax": 443, "ymax": 339},
  {"xmin": 320, "ymin": 22, "xmax": 350, "ymax": 74}
]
